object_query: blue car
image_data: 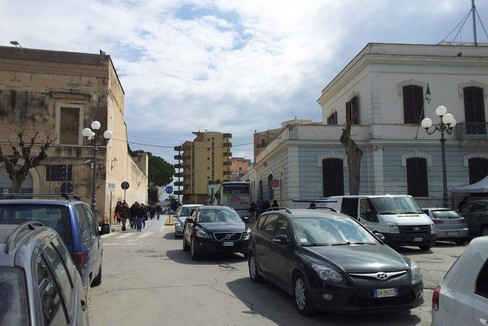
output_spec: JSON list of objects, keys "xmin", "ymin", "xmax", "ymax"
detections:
[{"xmin": 0, "ymin": 196, "xmax": 109, "ymax": 304}]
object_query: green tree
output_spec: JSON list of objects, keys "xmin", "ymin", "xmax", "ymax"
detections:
[{"xmin": 132, "ymin": 151, "xmax": 174, "ymax": 187}]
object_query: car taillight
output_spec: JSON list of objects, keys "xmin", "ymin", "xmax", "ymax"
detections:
[
  {"xmin": 71, "ymin": 252, "xmax": 84, "ymax": 276},
  {"xmin": 459, "ymin": 219, "xmax": 466, "ymax": 223},
  {"xmin": 432, "ymin": 285, "xmax": 441, "ymax": 311},
  {"xmin": 433, "ymin": 220, "xmax": 444, "ymax": 224}
]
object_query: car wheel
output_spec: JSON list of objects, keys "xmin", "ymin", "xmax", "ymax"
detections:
[
  {"xmin": 183, "ymin": 236, "xmax": 190, "ymax": 251},
  {"xmin": 248, "ymin": 253, "xmax": 263, "ymax": 283},
  {"xmin": 481, "ymin": 225, "xmax": 488, "ymax": 236},
  {"xmin": 190, "ymin": 238, "xmax": 199, "ymax": 260},
  {"xmin": 293, "ymin": 273, "xmax": 317, "ymax": 316},
  {"xmin": 91, "ymin": 265, "xmax": 102, "ymax": 287},
  {"xmin": 418, "ymin": 244, "xmax": 432, "ymax": 251}
]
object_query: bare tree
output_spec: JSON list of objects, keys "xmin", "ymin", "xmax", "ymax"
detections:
[
  {"xmin": 0, "ymin": 130, "xmax": 54, "ymax": 193},
  {"xmin": 340, "ymin": 118, "xmax": 363, "ymax": 195}
]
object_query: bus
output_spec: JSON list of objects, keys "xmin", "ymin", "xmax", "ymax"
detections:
[{"xmin": 215, "ymin": 181, "xmax": 251, "ymax": 221}]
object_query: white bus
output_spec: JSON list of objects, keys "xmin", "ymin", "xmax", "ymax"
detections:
[{"xmin": 215, "ymin": 182, "xmax": 251, "ymax": 221}]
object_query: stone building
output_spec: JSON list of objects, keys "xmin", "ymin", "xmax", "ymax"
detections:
[{"xmin": 0, "ymin": 46, "xmax": 148, "ymax": 224}]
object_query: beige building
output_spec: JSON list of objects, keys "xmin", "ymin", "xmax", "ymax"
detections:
[
  {"xmin": 0, "ymin": 46, "xmax": 148, "ymax": 224},
  {"xmin": 230, "ymin": 157, "xmax": 251, "ymax": 180},
  {"xmin": 174, "ymin": 131, "xmax": 232, "ymax": 204}
]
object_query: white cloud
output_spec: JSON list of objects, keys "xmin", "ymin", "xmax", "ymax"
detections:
[{"xmin": 1, "ymin": 0, "xmax": 487, "ymax": 161}]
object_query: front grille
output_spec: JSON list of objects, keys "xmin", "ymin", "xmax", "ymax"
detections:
[
  {"xmin": 213, "ymin": 232, "xmax": 243, "ymax": 241},
  {"xmin": 401, "ymin": 225, "xmax": 430, "ymax": 234}
]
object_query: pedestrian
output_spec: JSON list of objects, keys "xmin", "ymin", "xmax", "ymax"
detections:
[
  {"xmin": 134, "ymin": 202, "xmax": 145, "ymax": 232},
  {"xmin": 114, "ymin": 201, "xmax": 122, "ymax": 224},
  {"xmin": 271, "ymin": 200, "xmax": 279, "ymax": 208},
  {"xmin": 308, "ymin": 203, "xmax": 316, "ymax": 209},
  {"xmin": 156, "ymin": 203, "xmax": 162, "ymax": 220},
  {"xmin": 129, "ymin": 201, "xmax": 139, "ymax": 229},
  {"xmin": 261, "ymin": 200, "xmax": 270, "ymax": 213},
  {"xmin": 118, "ymin": 200, "xmax": 130, "ymax": 231}
]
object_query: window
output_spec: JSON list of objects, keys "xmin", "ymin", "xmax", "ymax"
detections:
[
  {"xmin": 342, "ymin": 198, "xmax": 359, "ymax": 219},
  {"xmin": 403, "ymin": 85, "xmax": 424, "ymax": 124},
  {"xmin": 475, "ymin": 260, "xmax": 488, "ymax": 298},
  {"xmin": 37, "ymin": 255, "xmax": 68, "ymax": 325},
  {"xmin": 46, "ymin": 165, "xmax": 72, "ymax": 182},
  {"xmin": 43, "ymin": 243, "xmax": 72, "ymax": 307},
  {"xmin": 407, "ymin": 158, "xmax": 428, "ymax": 197},
  {"xmin": 322, "ymin": 158, "xmax": 344, "ymax": 197},
  {"xmin": 468, "ymin": 158, "xmax": 488, "ymax": 184},
  {"xmin": 327, "ymin": 111, "xmax": 338, "ymax": 125},
  {"xmin": 260, "ymin": 214, "xmax": 279, "ymax": 237},
  {"xmin": 75, "ymin": 205, "xmax": 92, "ymax": 242},
  {"xmin": 346, "ymin": 96, "xmax": 359, "ymax": 125},
  {"xmin": 59, "ymin": 107, "xmax": 80, "ymax": 145},
  {"xmin": 464, "ymin": 86, "xmax": 486, "ymax": 134}
]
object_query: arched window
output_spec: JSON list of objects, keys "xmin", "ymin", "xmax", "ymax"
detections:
[
  {"xmin": 407, "ymin": 157, "xmax": 428, "ymax": 197},
  {"xmin": 403, "ymin": 85, "xmax": 424, "ymax": 124},
  {"xmin": 267, "ymin": 174, "xmax": 274, "ymax": 199},
  {"xmin": 322, "ymin": 158, "xmax": 344, "ymax": 197},
  {"xmin": 468, "ymin": 158, "xmax": 488, "ymax": 184}
]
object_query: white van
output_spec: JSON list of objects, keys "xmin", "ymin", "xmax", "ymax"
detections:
[{"xmin": 327, "ymin": 195, "xmax": 436, "ymax": 251}]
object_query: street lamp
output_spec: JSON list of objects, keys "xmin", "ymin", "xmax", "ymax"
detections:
[
  {"xmin": 421, "ymin": 106, "xmax": 457, "ymax": 208},
  {"xmin": 82, "ymin": 121, "xmax": 113, "ymax": 216}
]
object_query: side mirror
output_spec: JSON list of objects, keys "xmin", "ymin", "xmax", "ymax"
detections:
[
  {"xmin": 100, "ymin": 223, "xmax": 110, "ymax": 235},
  {"xmin": 373, "ymin": 231, "xmax": 385, "ymax": 242}
]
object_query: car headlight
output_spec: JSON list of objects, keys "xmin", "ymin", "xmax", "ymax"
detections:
[
  {"xmin": 244, "ymin": 228, "xmax": 251, "ymax": 239},
  {"xmin": 175, "ymin": 221, "xmax": 181, "ymax": 227},
  {"xmin": 410, "ymin": 260, "xmax": 422, "ymax": 284},
  {"xmin": 195, "ymin": 229, "xmax": 210, "ymax": 239},
  {"xmin": 312, "ymin": 264, "xmax": 345, "ymax": 283},
  {"xmin": 388, "ymin": 223, "xmax": 400, "ymax": 233}
]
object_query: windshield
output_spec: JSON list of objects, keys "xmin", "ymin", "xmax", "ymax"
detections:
[
  {"xmin": 292, "ymin": 217, "xmax": 379, "ymax": 246},
  {"xmin": 0, "ymin": 204, "xmax": 72, "ymax": 244},
  {"xmin": 198, "ymin": 209, "xmax": 242, "ymax": 223},
  {"xmin": 371, "ymin": 197, "xmax": 422, "ymax": 214},
  {"xmin": 0, "ymin": 268, "xmax": 28, "ymax": 325}
]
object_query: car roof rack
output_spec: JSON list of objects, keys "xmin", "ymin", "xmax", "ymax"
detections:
[
  {"xmin": 1, "ymin": 193, "xmax": 82, "ymax": 201},
  {"xmin": 265, "ymin": 207, "xmax": 292, "ymax": 213},
  {"xmin": 5, "ymin": 221, "xmax": 45, "ymax": 254}
]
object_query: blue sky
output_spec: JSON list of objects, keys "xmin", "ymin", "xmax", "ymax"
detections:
[{"xmin": 1, "ymin": 0, "xmax": 487, "ymax": 164}]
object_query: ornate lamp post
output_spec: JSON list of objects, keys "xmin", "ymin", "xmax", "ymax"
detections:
[
  {"xmin": 82, "ymin": 121, "xmax": 113, "ymax": 216},
  {"xmin": 421, "ymin": 106, "xmax": 457, "ymax": 208}
]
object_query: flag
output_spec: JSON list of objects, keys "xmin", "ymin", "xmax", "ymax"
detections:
[{"xmin": 425, "ymin": 83, "xmax": 431, "ymax": 103}]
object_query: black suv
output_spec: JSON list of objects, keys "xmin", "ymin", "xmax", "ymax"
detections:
[{"xmin": 0, "ymin": 221, "xmax": 89, "ymax": 325}]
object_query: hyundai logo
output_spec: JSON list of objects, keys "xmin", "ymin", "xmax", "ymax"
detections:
[{"xmin": 376, "ymin": 272, "xmax": 388, "ymax": 280}]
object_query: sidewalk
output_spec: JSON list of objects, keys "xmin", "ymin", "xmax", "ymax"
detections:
[{"xmin": 108, "ymin": 214, "xmax": 174, "ymax": 233}]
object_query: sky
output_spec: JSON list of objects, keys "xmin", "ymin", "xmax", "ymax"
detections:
[{"xmin": 1, "ymin": 0, "xmax": 487, "ymax": 165}]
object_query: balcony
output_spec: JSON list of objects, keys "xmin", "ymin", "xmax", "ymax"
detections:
[
  {"xmin": 174, "ymin": 163, "xmax": 183, "ymax": 169},
  {"xmin": 174, "ymin": 172, "xmax": 183, "ymax": 178},
  {"xmin": 174, "ymin": 154, "xmax": 183, "ymax": 160},
  {"xmin": 456, "ymin": 122, "xmax": 488, "ymax": 140},
  {"xmin": 174, "ymin": 181, "xmax": 183, "ymax": 186},
  {"xmin": 223, "ymin": 133, "xmax": 232, "ymax": 139},
  {"xmin": 223, "ymin": 142, "xmax": 232, "ymax": 147},
  {"xmin": 223, "ymin": 151, "xmax": 232, "ymax": 157},
  {"xmin": 223, "ymin": 161, "xmax": 232, "ymax": 166},
  {"xmin": 223, "ymin": 170, "xmax": 232, "ymax": 175},
  {"xmin": 174, "ymin": 146, "xmax": 183, "ymax": 151}
]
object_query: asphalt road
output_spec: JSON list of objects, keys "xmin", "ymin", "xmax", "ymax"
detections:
[{"xmin": 89, "ymin": 216, "xmax": 467, "ymax": 326}]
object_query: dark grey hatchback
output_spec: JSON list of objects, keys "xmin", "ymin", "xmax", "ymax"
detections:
[{"xmin": 248, "ymin": 208, "xmax": 424, "ymax": 315}]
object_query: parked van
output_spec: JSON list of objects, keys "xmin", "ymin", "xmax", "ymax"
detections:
[{"xmin": 327, "ymin": 195, "xmax": 436, "ymax": 251}]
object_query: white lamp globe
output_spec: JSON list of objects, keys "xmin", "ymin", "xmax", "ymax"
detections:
[
  {"xmin": 91, "ymin": 121, "xmax": 101, "ymax": 130},
  {"xmin": 435, "ymin": 106, "xmax": 447, "ymax": 117},
  {"xmin": 421, "ymin": 118, "xmax": 433, "ymax": 129}
]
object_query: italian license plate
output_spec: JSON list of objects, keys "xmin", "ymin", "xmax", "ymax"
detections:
[
  {"xmin": 413, "ymin": 237, "xmax": 423, "ymax": 242},
  {"xmin": 374, "ymin": 288, "xmax": 398, "ymax": 298},
  {"xmin": 222, "ymin": 241, "xmax": 234, "ymax": 247},
  {"xmin": 447, "ymin": 232, "xmax": 459, "ymax": 236}
]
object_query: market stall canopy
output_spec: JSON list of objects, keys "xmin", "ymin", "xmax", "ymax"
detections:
[{"xmin": 452, "ymin": 175, "xmax": 488, "ymax": 193}]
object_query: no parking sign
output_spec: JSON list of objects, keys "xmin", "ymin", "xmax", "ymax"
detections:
[{"xmin": 271, "ymin": 179, "xmax": 280, "ymax": 188}]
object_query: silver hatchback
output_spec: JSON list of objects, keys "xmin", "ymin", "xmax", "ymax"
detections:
[{"xmin": 423, "ymin": 208, "xmax": 469, "ymax": 244}]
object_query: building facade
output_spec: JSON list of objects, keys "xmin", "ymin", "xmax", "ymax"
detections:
[
  {"xmin": 245, "ymin": 43, "xmax": 488, "ymax": 209},
  {"xmin": 0, "ymin": 46, "xmax": 148, "ymax": 224},
  {"xmin": 174, "ymin": 131, "xmax": 232, "ymax": 204}
]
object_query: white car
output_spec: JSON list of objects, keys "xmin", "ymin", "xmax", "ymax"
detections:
[
  {"xmin": 431, "ymin": 236, "xmax": 488, "ymax": 325},
  {"xmin": 173, "ymin": 204, "xmax": 203, "ymax": 238}
]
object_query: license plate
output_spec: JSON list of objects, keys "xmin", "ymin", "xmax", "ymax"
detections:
[
  {"xmin": 447, "ymin": 232, "xmax": 459, "ymax": 236},
  {"xmin": 374, "ymin": 288, "xmax": 398, "ymax": 298},
  {"xmin": 413, "ymin": 237, "xmax": 423, "ymax": 242},
  {"xmin": 222, "ymin": 241, "xmax": 234, "ymax": 247}
]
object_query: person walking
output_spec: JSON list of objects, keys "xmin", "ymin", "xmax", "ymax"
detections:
[
  {"xmin": 118, "ymin": 200, "xmax": 130, "ymax": 231},
  {"xmin": 134, "ymin": 202, "xmax": 145, "ymax": 232}
]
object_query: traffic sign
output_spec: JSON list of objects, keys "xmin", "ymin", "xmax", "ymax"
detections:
[
  {"xmin": 165, "ymin": 186, "xmax": 173, "ymax": 194},
  {"xmin": 121, "ymin": 181, "xmax": 130, "ymax": 190},
  {"xmin": 271, "ymin": 179, "xmax": 280, "ymax": 188}
]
